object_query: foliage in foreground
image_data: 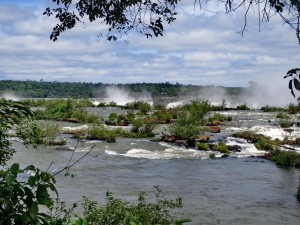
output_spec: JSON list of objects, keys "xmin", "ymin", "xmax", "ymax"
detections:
[
  {"xmin": 0, "ymin": 163, "xmax": 64, "ymax": 225},
  {"xmin": 0, "ymin": 100, "xmax": 34, "ymax": 166},
  {"xmin": 0, "ymin": 100, "xmax": 69, "ymax": 224},
  {"xmin": 75, "ymin": 186, "xmax": 191, "ymax": 225},
  {"xmin": 0, "ymin": 100, "xmax": 190, "ymax": 224}
]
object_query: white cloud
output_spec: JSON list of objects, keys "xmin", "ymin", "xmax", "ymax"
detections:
[{"xmin": 0, "ymin": 0, "xmax": 298, "ymax": 103}]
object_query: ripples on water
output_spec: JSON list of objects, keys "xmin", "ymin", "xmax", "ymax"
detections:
[
  {"xmin": 9, "ymin": 110, "xmax": 300, "ymax": 224},
  {"xmin": 12, "ymin": 137, "xmax": 300, "ymax": 225}
]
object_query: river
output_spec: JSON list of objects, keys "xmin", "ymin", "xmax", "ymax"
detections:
[{"xmin": 10, "ymin": 109, "xmax": 300, "ymax": 225}]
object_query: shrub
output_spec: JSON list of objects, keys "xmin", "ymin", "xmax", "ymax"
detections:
[
  {"xmin": 208, "ymin": 113, "xmax": 231, "ymax": 123},
  {"xmin": 138, "ymin": 101, "xmax": 152, "ymax": 114},
  {"xmin": 233, "ymin": 131, "xmax": 257, "ymax": 141},
  {"xmin": 209, "ymin": 153, "xmax": 216, "ymax": 159},
  {"xmin": 108, "ymin": 101, "xmax": 117, "ymax": 107},
  {"xmin": 197, "ymin": 142, "xmax": 209, "ymax": 151},
  {"xmin": 212, "ymin": 142, "xmax": 230, "ymax": 154},
  {"xmin": 131, "ymin": 118, "xmax": 156, "ymax": 137},
  {"xmin": 184, "ymin": 100, "xmax": 211, "ymax": 124},
  {"xmin": 87, "ymin": 124, "xmax": 116, "ymax": 143},
  {"xmin": 254, "ymin": 137, "xmax": 275, "ymax": 150},
  {"xmin": 236, "ymin": 103, "xmax": 250, "ymax": 110},
  {"xmin": 276, "ymin": 112, "xmax": 290, "ymax": 119},
  {"xmin": 97, "ymin": 102, "xmax": 107, "ymax": 107},
  {"xmin": 211, "ymin": 99, "xmax": 227, "ymax": 111},
  {"xmin": 152, "ymin": 110, "xmax": 172, "ymax": 123},
  {"xmin": 261, "ymin": 105, "xmax": 286, "ymax": 112},
  {"xmin": 270, "ymin": 148, "xmax": 300, "ymax": 167},
  {"xmin": 279, "ymin": 120, "xmax": 291, "ymax": 128},
  {"xmin": 36, "ymin": 121, "xmax": 61, "ymax": 144},
  {"xmin": 169, "ymin": 100, "xmax": 211, "ymax": 146},
  {"xmin": 288, "ymin": 103, "xmax": 299, "ymax": 114},
  {"xmin": 71, "ymin": 109, "xmax": 99, "ymax": 123},
  {"xmin": 109, "ymin": 112, "xmax": 118, "ymax": 122},
  {"xmin": 75, "ymin": 186, "xmax": 191, "ymax": 225},
  {"xmin": 169, "ymin": 122, "xmax": 202, "ymax": 147}
]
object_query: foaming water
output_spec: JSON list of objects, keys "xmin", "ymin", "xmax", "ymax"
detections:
[
  {"xmin": 11, "ymin": 138, "xmax": 300, "ymax": 225},
  {"xmin": 10, "ymin": 109, "xmax": 300, "ymax": 225},
  {"xmin": 105, "ymin": 147, "xmax": 218, "ymax": 160},
  {"xmin": 250, "ymin": 125, "xmax": 300, "ymax": 141},
  {"xmin": 104, "ymin": 140, "xmax": 267, "ymax": 160}
]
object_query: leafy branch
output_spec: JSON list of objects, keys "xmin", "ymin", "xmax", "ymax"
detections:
[{"xmin": 284, "ymin": 68, "xmax": 300, "ymax": 97}]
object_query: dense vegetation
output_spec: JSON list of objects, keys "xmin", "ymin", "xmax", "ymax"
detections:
[{"xmin": 0, "ymin": 80, "xmax": 246, "ymax": 98}]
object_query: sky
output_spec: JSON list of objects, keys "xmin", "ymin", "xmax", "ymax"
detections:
[{"xmin": 0, "ymin": 0, "xmax": 299, "ymax": 92}]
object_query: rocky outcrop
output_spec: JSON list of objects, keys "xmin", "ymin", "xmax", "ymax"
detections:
[
  {"xmin": 195, "ymin": 135, "xmax": 210, "ymax": 142},
  {"xmin": 175, "ymin": 140, "xmax": 188, "ymax": 146},
  {"xmin": 227, "ymin": 145, "xmax": 242, "ymax": 152},
  {"xmin": 67, "ymin": 118, "xmax": 79, "ymax": 123},
  {"xmin": 207, "ymin": 126, "xmax": 221, "ymax": 133},
  {"xmin": 206, "ymin": 121, "xmax": 225, "ymax": 126}
]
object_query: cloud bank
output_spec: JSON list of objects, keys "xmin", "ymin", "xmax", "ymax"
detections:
[{"xmin": 0, "ymin": 1, "xmax": 299, "ymax": 103}]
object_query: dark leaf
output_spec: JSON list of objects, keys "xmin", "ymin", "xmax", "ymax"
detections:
[
  {"xmin": 294, "ymin": 78, "xmax": 300, "ymax": 90},
  {"xmin": 289, "ymin": 80, "xmax": 296, "ymax": 97},
  {"xmin": 10, "ymin": 163, "xmax": 20, "ymax": 175}
]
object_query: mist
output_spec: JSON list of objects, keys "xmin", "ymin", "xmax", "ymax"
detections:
[
  {"xmin": 0, "ymin": 91, "xmax": 20, "ymax": 101},
  {"xmin": 103, "ymin": 86, "xmax": 153, "ymax": 106},
  {"xmin": 167, "ymin": 83, "xmax": 297, "ymax": 109}
]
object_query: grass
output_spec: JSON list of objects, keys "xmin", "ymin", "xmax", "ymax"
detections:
[
  {"xmin": 269, "ymin": 148, "xmax": 300, "ymax": 168},
  {"xmin": 212, "ymin": 142, "xmax": 230, "ymax": 154},
  {"xmin": 254, "ymin": 136, "xmax": 275, "ymax": 151},
  {"xmin": 233, "ymin": 131, "xmax": 280, "ymax": 150},
  {"xmin": 261, "ymin": 105, "xmax": 286, "ymax": 112},
  {"xmin": 276, "ymin": 112, "xmax": 290, "ymax": 119},
  {"xmin": 196, "ymin": 142, "xmax": 209, "ymax": 151},
  {"xmin": 87, "ymin": 124, "xmax": 116, "ymax": 143},
  {"xmin": 209, "ymin": 153, "xmax": 216, "ymax": 159},
  {"xmin": 278, "ymin": 120, "xmax": 291, "ymax": 128},
  {"xmin": 208, "ymin": 113, "xmax": 232, "ymax": 123},
  {"xmin": 236, "ymin": 104, "xmax": 250, "ymax": 110}
]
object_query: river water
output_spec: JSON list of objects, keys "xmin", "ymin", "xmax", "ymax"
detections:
[{"xmin": 11, "ymin": 110, "xmax": 300, "ymax": 225}]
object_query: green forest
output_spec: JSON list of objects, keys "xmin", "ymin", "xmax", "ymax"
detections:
[{"xmin": 0, "ymin": 80, "xmax": 245, "ymax": 98}]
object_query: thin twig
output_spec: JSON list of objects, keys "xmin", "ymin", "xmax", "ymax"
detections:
[{"xmin": 52, "ymin": 144, "xmax": 95, "ymax": 177}]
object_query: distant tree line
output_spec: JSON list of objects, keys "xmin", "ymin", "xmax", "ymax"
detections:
[{"xmin": 0, "ymin": 80, "xmax": 245, "ymax": 98}]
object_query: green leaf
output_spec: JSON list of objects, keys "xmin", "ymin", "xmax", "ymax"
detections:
[
  {"xmin": 73, "ymin": 218, "xmax": 84, "ymax": 225},
  {"xmin": 28, "ymin": 176, "xmax": 36, "ymax": 187},
  {"xmin": 21, "ymin": 214, "xmax": 32, "ymax": 224},
  {"xmin": 10, "ymin": 163, "xmax": 20, "ymax": 175},
  {"xmin": 29, "ymin": 202, "xmax": 39, "ymax": 221},
  {"xmin": 5, "ymin": 174, "xmax": 15, "ymax": 185}
]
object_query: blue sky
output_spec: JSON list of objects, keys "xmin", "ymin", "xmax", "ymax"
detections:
[{"xmin": 0, "ymin": 0, "xmax": 299, "ymax": 92}]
